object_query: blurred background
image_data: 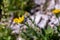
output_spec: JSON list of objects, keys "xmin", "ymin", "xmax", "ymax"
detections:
[{"xmin": 0, "ymin": 0, "xmax": 60, "ymax": 40}]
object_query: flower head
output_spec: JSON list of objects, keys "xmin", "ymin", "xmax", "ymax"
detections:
[
  {"xmin": 13, "ymin": 15, "xmax": 24, "ymax": 24},
  {"xmin": 52, "ymin": 9, "xmax": 60, "ymax": 14},
  {"xmin": 19, "ymin": 15, "xmax": 24, "ymax": 23}
]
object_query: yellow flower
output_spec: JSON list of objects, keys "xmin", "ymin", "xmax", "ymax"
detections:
[
  {"xmin": 13, "ymin": 18, "xmax": 19, "ymax": 24},
  {"xmin": 19, "ymin": 15, "xmax": 24, "ymax": 23},
  {"xmin": 52, "ymin": 9, "xmax": 60, "ymax": 14},
  {"xmin": 13, "ymin": 15, "xmax": 24, "ymax": 24}
]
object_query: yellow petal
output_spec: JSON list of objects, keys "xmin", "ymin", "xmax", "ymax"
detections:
[
  {"xmin": 13, "ymin": 18, "xmax": 19, "ymax": 23},
  {"xmin": 18, "ymin": 15, "xmax": 24, "ymax": 23},
  {"xmin": 52, "ymin": 9, "xmax": 60, "ymax": 14}
]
